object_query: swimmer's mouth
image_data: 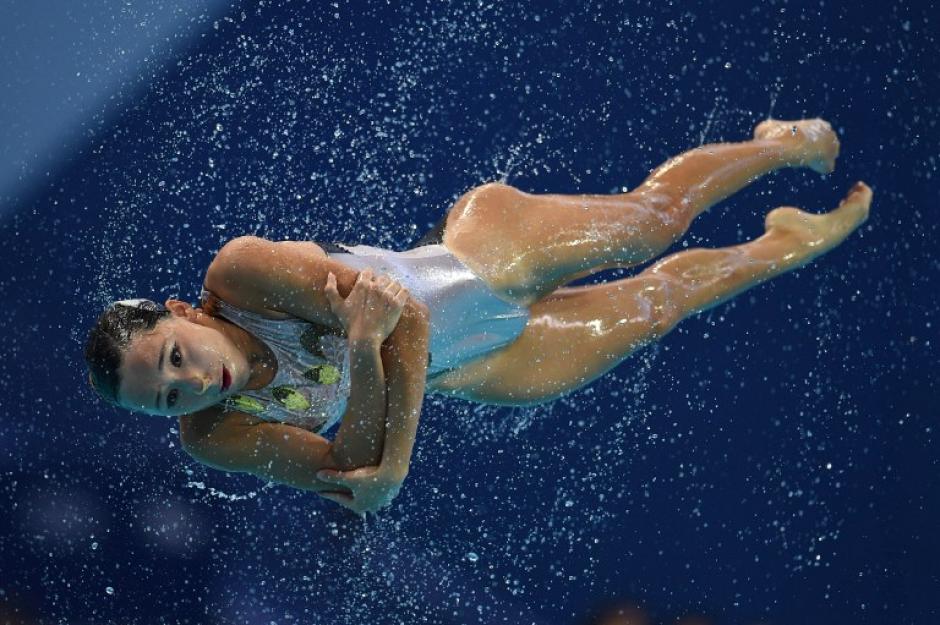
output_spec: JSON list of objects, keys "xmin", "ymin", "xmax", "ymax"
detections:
[{"xmin": 221, "ymin": 366, "xmax": 232, "ymax": 392}]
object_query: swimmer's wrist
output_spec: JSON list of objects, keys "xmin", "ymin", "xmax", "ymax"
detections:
[{"xmin": 377, "ymin": 459, "xmax": 408, "ymax": 484}]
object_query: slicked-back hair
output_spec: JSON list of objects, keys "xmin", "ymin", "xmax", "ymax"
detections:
[{"xmin": 84, "ymin": 304, "xmax": 171, "ymax": 406}]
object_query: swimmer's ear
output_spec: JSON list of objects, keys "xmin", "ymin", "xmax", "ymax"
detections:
[{"xmin": 164, "ymin": 299, "xmax": 196, "ymax": 319}]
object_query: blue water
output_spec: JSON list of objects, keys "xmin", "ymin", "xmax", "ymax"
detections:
[{"xmin": 1, "ymin": 1, "xmax": 936, "ymax": 623}]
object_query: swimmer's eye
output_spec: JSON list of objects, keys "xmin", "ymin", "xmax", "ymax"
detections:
[{"xmin": 167, "ymin": 343, "xmax": 182, "ymax": 408}]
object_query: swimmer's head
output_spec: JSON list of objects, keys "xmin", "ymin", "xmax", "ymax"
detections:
[
  {"xmin": 85, "ymin": 299, "xmax": 170, "ymax": 407},
  {"xmin": 85, "ymin": 298, "xmax": 246, "ymax": 417}
]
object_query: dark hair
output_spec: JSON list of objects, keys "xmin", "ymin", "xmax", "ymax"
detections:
[{"xmin": 84, "ymin": 304, "xmax": 171, "ymax": 406}]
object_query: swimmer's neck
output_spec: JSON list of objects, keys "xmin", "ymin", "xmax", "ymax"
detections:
[{"xmin": 201, "ymin": 313, "xmax": 279, "ymax": 391}]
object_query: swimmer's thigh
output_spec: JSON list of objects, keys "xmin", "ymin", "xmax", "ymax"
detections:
[{"xmin": 429, "ymin": 276, "xmax": 682, "ymax": 406}]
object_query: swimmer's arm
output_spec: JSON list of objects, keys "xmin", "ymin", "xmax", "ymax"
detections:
[
  {"xmin": 313, "ymin": 306, "xmax": 428, "ymax": 509},
  {"xmin": 375, "ymin": 300, "xmax": 430, "ymax": 482},
  {"xmin": 330, "ymin": 337, "xmax": 387, "ymax": 468},
  {"xmin": 179, "ymin": 409, "xmax": 344, "ymax": 493}
]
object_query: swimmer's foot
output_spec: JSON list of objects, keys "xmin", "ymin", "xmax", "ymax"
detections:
[
  {"xmin": 753, "ymin": 118, "xmax": 840, "ymax": 174},
  {"xmin": 763, "ymin": 181, "xmax": 871, "ymax": 260}
]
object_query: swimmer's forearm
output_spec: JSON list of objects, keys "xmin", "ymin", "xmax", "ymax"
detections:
[
  {"xmin": 331, "ymin": 338, "xmax": 387, "ymax": 469},
  {"xmin": 378, "ymin": 303, "xmax": 430, "ymax": 480}
]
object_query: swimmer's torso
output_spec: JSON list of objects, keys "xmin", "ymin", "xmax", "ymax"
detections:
[{"xmin": 201, "ymin": 239, "xmax": 530, "ymax": 431}]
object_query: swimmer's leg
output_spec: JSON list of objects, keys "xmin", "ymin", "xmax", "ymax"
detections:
[
  {"xmin": 443, "ymin": 119, "xmax": 840, "ymax": 305},
  {"xmin": 430, "ymin": 183, "xmax": 870, "ymax": 405},
  {"xmin": 630, "ymin": 117, "xmax": 840, "ymax": 226},
  {"xmin": 643, "ymin": 180, "xmax": 868, "ymax": 314}
]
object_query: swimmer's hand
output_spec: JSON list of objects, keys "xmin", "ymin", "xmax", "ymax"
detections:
[
  {"xmin": 325, "ymin": 267, "xmax": 410, "ymax": 343},
  {"xmin": 316, "ymin": 464, "xmax": 406, "ymax": 516}
]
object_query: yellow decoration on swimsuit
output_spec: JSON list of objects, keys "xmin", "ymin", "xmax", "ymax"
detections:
[
  {"xmin": 302, "ymin": 364, "xmax": 340, "ymax": 384},
  {"xmin": 271, "ymin": 386, "xmax": 311, "ymax": 411},
  {"xmin": 227, "ymin": 394, "xmax": 265, "ymax": 415}
]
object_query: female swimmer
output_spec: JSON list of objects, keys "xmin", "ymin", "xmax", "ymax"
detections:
[{"xmin": 85, "ymin": 118, "xmax": 871, "ymax": 515}]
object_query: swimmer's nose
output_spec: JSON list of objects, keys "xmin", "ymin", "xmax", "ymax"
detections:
[{"xmin": 183, "ymin": 372, "xmax": 210, "ymax": 395}]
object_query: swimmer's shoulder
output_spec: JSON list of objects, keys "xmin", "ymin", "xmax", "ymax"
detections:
[{"xmin": 202, "ymin": 236, "xmax": 350, "ymax": 329}]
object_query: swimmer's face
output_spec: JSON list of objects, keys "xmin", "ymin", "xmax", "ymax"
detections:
[{"xmin": 117, "ymin": 300, "xmax": 248, "ymax": 417}]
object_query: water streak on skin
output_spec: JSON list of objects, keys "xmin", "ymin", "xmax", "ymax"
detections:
[
  {"xmin": 528, "ymin": 284, "xmax": 660, "ymax": 339},
  {"xmin": 502, "ymin": 196, "xmax": 681, "ymax": 282},
  {"xmin": 679, "ymin": 258, "xmax": 737, "ymax": 285}
]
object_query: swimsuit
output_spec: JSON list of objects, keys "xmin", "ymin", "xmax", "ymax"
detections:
[
  {"xmin": 205, "ymin": 232, "xmax": 529, "ymax": 433},
  {"xmin": 322, "ymin": 242, "xmax": 530, "ymax": 378}
]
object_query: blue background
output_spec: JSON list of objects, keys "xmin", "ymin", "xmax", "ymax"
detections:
[{"xmin": 1, "ymin": 1, "xmax": 936, "ymax": 624}]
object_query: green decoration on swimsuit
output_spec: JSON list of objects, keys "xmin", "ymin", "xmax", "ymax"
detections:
[
  {"xmin": 227, "ymin": 394, "xmax": 265, "ymax": 415},
  {"xmin": 302, "ymin": 364, "xmax": 341, "ymax": 384},
  {"xmin": 271, "ymin": 386, "xmax": 311, "ymax": 411}
]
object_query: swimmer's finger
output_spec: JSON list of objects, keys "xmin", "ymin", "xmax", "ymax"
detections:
[
  {"xmin": 318, "ymin": 490, "xmax": 351, "ymax": 501},
  {"xmin": 381, "ymin": 278, "xmax": 403, "ymax": 298},
  {"xmin": 317, "ymin": 469, "xmax": 361, "ymax": 488},
  {"xmin": 373, "ymin": 274, "xmax": 391, "ymax": 288},
  {"xmin": 393, "ymin": 287, "xmax": 409, "ymax": 307},
  {"xmin": 351, "ymin": 269, "xmax": 376, "ymax": 299},
  {"xmin": 324, "ymin": 272, "xmax": 342, "ymax": 308}
]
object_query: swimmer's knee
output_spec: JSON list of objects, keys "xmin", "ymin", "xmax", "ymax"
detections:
[
  {"xmin": 462, "ymin": 181, "xmax": 525, "ymax": 207},
  {"xmin": 217, "ymin": 235, "xmax": 269, "ymax": 259},
  {"xmin": 644, "ymin": 276, "xmax": 686, "ymax": 336},
  {"xmin": 472, "ymin": 180, "xmax": 514, "ymax": 194}
]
